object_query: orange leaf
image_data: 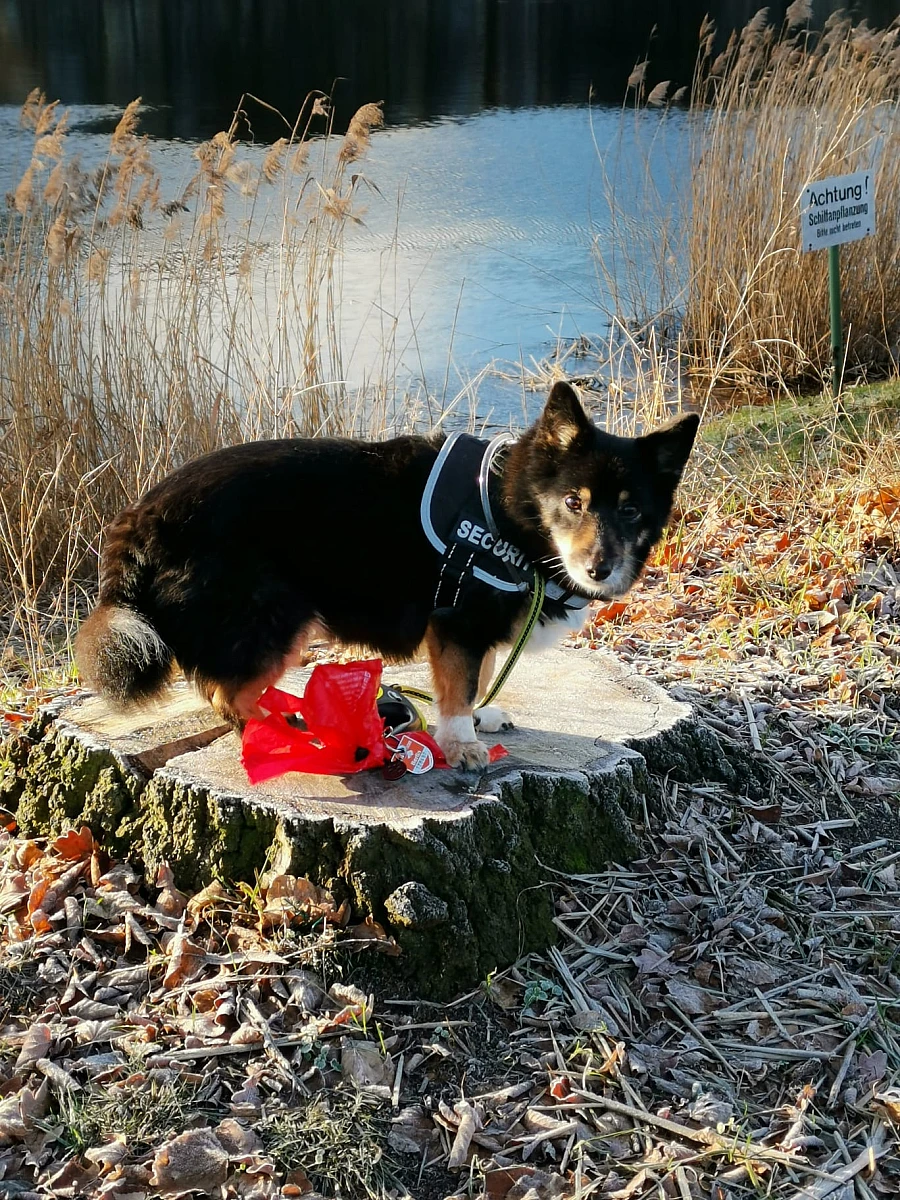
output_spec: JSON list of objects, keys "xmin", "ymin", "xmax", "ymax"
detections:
[
  {"xmin": 804, "ymin": 587, "xmax": 828, "ymax": 611},
  {"xmin": 318, "ymin": 1004, "xmax": 367, "ymax": 1035},
  {"xmin": 27, "ymin": 877, "xmax": 50, "ymax": 915},
  {"xmin": 856, "ymin": 486, "xmax": 900, "ymax": 518},
  {"xmin": 52, "ymin": 826, "xmax": 95, "ymax": 861},
  {"xmin": 593, "ymin": 600, "xmax": 628, "ymax": 622},
  {"xmin": 484, "ymin": 1167, "xmax": 537, "ymax": 1199},
  {"xmin": 708, "ymin": 613, "xmax": 740, "ymax": 630},
  {"xmin": 155, "ymin": 862, "xmax": 188, "ymax": 918},
  {"xmin": 15, "ymin": 841, "xmax": 43, "ymax": 870},
  {"xmin": 344, "ymin": 916, "xmax": 401, "ymax": 956},
  {"xmin": 30, "ymin": 908, "xmax": 53, "ymax": 934}
]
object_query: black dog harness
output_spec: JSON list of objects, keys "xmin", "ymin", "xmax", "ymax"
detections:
[{"xmin": 420, "ymin": 432, "xmax": 591, "ymax": 619}]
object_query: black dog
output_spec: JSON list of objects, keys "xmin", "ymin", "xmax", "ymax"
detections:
[{"xmin": 76, "ymin": 382, "xmax": 698, "ymax": 768}]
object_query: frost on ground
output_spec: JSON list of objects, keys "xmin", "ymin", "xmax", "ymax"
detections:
[{"xmin": 0, "ymin": 704, "xmax": 898, "ymax": 1200}]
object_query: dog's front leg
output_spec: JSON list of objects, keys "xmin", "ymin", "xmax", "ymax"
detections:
[{"xmin": 424, "ymin": 617, "xmax": 491, "ymax": 771}]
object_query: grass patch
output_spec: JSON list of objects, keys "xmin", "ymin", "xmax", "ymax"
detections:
[
  {"xmin": 0, "ymin": 960, "xmax": 42, "ymax": 1026},
  {"xmin": 54, "ymin": 1070, "xmax": 222, "ymax": 1156},
  {"xmin": 261, "ymin": 1089, "xmax": 392, "ymax": 1199},
  {"xmin": 701, "ymin": 379, "xmax": 900, "ymax": 472}
]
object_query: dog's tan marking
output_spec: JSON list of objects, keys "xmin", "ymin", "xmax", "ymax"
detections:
[
  {"xmin": 423, "ymin": 625, "xmax": 490, "ymax": 769},
  {"xmin": 473, "ymin": 647, "xmax": 514, "ymax": 731},
  {"xmin": 194, "ymin": 672, "xmax": 280, "ymax": 727},
  {"xmin": 194, "ymin": 620, "xmax": 331, "ymax": 728}
]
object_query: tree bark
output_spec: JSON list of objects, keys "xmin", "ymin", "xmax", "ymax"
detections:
[{"xmin": 1, "ymin": 648, "xmax": 764, "ymax": 997}]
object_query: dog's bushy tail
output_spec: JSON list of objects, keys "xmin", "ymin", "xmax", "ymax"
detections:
[
  {"xmin": 75, "ymin": 605, "xmax": 174, "ymax": 706},
  {"xmin": 75, "ymin": 504, "xmax": 173, "ymax": 706}
]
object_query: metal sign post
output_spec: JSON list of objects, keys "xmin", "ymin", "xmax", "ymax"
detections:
[
  {"xmin": 800, "ymin": 169, "xmax": 874, "ymax": 398},
  {"xmin": 828, "ymin": 244, "xmax": 842, "ymax": 392}
]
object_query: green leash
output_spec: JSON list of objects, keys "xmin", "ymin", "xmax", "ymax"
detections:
[
  {"xmin": 477, "ymin": 570, "xmax": 545, "ymax": 709},
  {"xmin": 396, "ymin": 571, "xmax": 545, "ymax": 712}
]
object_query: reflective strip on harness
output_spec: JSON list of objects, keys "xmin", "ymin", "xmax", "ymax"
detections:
[{"xmin": 420, "ymin": 432, "xmax": 530, "ymax": 595}]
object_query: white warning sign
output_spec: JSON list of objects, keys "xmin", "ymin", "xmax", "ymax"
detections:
[{"xmin": 801, "ymin": 170, "xmax": 874, "ymax": 253}]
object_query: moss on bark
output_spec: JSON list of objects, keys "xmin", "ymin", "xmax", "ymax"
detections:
[{"xmin": 12, "ymin": 722, "xmax": 143, "ymax": 851}]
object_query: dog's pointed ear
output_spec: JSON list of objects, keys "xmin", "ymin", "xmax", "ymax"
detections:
[
  {"xmin": 640, "ymin": 413, "xmax": 700, "ymax": 481},
  {"xmin": 535, "ymin": 381, "xmax": 592, "ymax": 449}
]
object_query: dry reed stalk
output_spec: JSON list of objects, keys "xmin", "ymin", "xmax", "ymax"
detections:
[
  {"xmin": 0, "ymin": 90, "xmax": 389, "ymax": 686},
  {"xmin": 599, "ymin": 10, "xmax": 900, "ymax": 397}
]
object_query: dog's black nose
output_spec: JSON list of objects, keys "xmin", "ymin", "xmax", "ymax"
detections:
[{"xmin": 587, "ymin": 562, "xmax": 612, "ymax": 581}]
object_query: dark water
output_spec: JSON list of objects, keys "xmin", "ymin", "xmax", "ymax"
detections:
[
  {"xmin": 1, "ymin": 0, "xmax": 896, "ymax": 416},
  {"xmin": 1, "ymin": 0, "xmax": 895, "ymax": 139}
]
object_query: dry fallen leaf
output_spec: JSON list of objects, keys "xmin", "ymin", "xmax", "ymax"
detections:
[
  {"xmin": 665, "ymin": 978, "xmax": 715, "ymax": 1016},
  {"xmin": 162, "ymin": 930, "xmax": 208, "ymax": 988},
  {"xmin": 343, "ymin": 915, "xmax": 401, "ymax": 955},
  {"xmin": 0, "ymin": 1080, "xmax": 48, "ymax": 1146},
  {"xmin": 155, "ymin": 862, "xmax": 188, "ymax": 918},
  {"xmin": 214, "ymin": 1117, "xmax": 262, "ymax": 1157},
  {"xmin": 15, "ymin": 1021, "xmax": 51, "ymax": 1071},
  {"xmin": 340, "ymin": 1038, "xmax": 394, "ymax": 1089},
  {"xmin": 447, "ymin": 1099, "xmax": 482, "ymax": 1169},
  {"xmin": 85, "ymin": 1133, "xmax": 129, "ymax": 1172},
  {"xmin": 388, "ymin": 1106, "xmax": 433, "ymax": 1155},
  {"xmin": 42, "ymin": 1158, "xmax": 102, "ymax": 1197},
  {"xmin": 488, "ymin": 975, "xmax": 523, "ymax": 1011},
  {"xmin": 506, "ymin": 1168, "xmax": 570, "ymax": 1199},
  {"xmin": 229, "ymin": 1022, "xmax": 264, "ymax": 1046},
  {"xmin": 0, "ymin": 1091, "xmax": 31, "ymax": 1144},
  {"xmin": 484, "ymin": 1166, "xmax": 543, "ymax": 1200},
  {"xmin": 0, "ymin": 870, "xmax": 28, "ymax": 914},
  {"xmin": 15, "ymin": 840, "xmax": 44, "ymax": 870},
  {"xmin": 186, "ymin": 880, "xmax": 231, "ymax": 919},
  {"xmin": 51, "ymin": 825, "xmax": 96, "ymax": 861},
  {"xmin": 262, "ymin": 873, "xmax": 335, "ymax": 923},
  {"xmin": 149, "ymin": 1127, "xmax": 229, "ymax": 1195},
  {"xmin": 230, "ymin": 1074, "xmax": 263, "ymax": 1118}
]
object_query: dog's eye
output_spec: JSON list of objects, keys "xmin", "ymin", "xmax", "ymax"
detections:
[
  {"xmin": 620, "ymin": 503, "xmax": 640, "ymax": 521},
  {"xmin": 564, "ymin": 495, "xmax": 582, "ymax": 513}
]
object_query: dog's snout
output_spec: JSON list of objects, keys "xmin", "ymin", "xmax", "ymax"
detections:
[{"xmin": 587, "ymin": 562, "xmax": 612, "ymax": 582}]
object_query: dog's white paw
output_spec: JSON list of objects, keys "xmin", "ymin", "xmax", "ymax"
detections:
[
  {"xmin": 436, "ymin": 715, "xmax": 489, "ymax": 771},
  {"xmin": 441, "ymin": 738, "xmax": 490, "ymax": 771},
  {"xmin": 474, "ymin": 705, "xmax": 514, "ymax": 733}
]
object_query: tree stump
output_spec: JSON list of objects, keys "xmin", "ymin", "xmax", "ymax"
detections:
[{"xmin": 1, "ymin": 648, "xmax": 760, "ymax": 996}]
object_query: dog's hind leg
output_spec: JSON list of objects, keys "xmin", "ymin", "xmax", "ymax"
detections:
[
  {"xmin": 192, "ymin": 618, "xmax": 324, "ymax": 728},
  {"xmin": 424, "ymin": 620, "xmax": 492, "ymax": 771},
  {"xmin": 194, "ymin": 671, "xmax": 282, "ymax": 727}
]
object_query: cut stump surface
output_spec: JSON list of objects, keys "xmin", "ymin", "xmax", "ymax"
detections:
[{"xmin": 2, "ymin": 647, "xmax": 760, "ymax": 996}]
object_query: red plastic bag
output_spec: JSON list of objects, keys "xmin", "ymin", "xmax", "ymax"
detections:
[
  {"xmin": 242, "ymin": 660, "xmax": 387, "ymax": 783},
  {"xmin": 241, "ymin": 659, "xmax": 508, "ymax": 784}
]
